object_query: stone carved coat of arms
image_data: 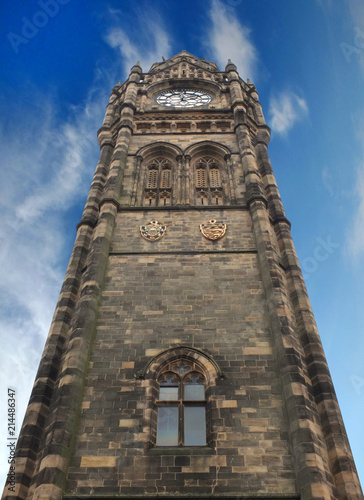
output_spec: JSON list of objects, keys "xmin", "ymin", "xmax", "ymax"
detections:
[
  {"xmin": 200, "ymin": 219, "xmax": 226, "ymax": 241},
  {"xmin": 140, "ymin": 220, "xmax": 166, "ymax": 242}
]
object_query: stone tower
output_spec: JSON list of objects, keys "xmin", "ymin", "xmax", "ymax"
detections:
[{"xmin": 4, "ymin": 51, "xmax": 363, "ymax": 500}]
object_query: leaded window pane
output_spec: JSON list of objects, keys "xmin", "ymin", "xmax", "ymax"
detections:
[
  {"xmin": 172, "ymin": 362, "xmax": 191, "ymax": 376},
  {"xmin": 184, "ymin": 406, "xmax": 206, "ymax": 446},
  {"xmin": 156, "ymin": 407, "xmax": 178, "ymax": 446},
  {"xmin": 184, "ymin": 382, "xmax": 205, "ymax": 401},
  {"xmin": 156, "ymin": 364, "xmax": 207, "ymax": 447},
  {"xmin": 159, "ymin": 386, "xmax": 179, "ymax": 400}
]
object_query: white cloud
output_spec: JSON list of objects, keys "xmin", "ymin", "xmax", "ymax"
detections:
[
  {"xmin": 0, "ymin": 72, "xmax": 109, "ymax": 487},
  {"xmin": 104, "ymin": 9, "xmax": 172, "ymax": 77},
  {"xmin": 0, "ymin": 314, "xmax": 44, "ymax": 485},
  {"xmin": 206, "ymin": 0, "xmax": 258, "ymax": 81},
  {"xmin": 269, "ymin": 91, "xmax": 308, "ymax": 135}
]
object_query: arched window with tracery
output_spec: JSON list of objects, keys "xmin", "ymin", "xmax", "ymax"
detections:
[
  {"xmin": 195, "ymin": 157, "xmax": 223, "ymax": 206},
  {"xmin": 156, "ymin": 360, "xmax": 207, "ymax": 446},
  {"xmin": 144, "ymin": 158, "xmax": 173, "ymax": 206}
]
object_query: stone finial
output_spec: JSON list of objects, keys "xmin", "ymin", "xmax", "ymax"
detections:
[
  {"xmin": 111, "ymin": 81, "xmax": 121, "ymax": 94},
  {"xmin": 130, "ymin": 61, "xmax": 142, "ymax": 74},
  {"xmin": 225, "ymin": 59, "xmax": 237, "ymax": 72},
  {"xmin": 247, "ymin": 78, "xmax": 256, "ymax": 89}
]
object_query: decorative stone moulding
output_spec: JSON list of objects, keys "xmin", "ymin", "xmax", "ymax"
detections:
[{"xmin": 140, "ymin": 220, "xmax": 167, "ymax": 241}]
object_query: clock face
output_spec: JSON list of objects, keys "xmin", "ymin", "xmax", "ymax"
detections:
[{"xmin": 156, "ymin": 89, "xmax": 212, "ymax": 108}]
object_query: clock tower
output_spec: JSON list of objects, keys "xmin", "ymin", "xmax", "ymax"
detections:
[{"xmin": 5, "ymin": 51, "xmax": 363, "ymax": 500}]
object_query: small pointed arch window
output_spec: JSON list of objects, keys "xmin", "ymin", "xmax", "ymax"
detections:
[
  {"xmin": 195, "ymin": 157, "xmax": 223, "ymax": 206},
  {"xmin": 144, "ymin": 157, "xmax": 173, "ymax": 207},
  {"xmin": 160, "ymin": 168, "xmax": 172, "ymax": 189},
  {"xmin": 209, "ymin": 164, "xmax": 221, "ymax": 188},
  {"xmin": 146, "ymin": 167, "xmax": 158, "ymax": 189},
  {"xmin": 156, "ymin": 361, "xmax": 207, "ymax": 446},
  {"xmin": 196, "ymin": 166, "xmax": 208, "ymax": 188}
]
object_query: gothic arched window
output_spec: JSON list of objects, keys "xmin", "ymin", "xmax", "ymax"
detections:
[
  {"xmin": 144, "ymin": 158, "xmax": 173, "ymax": 207},
  {"xmin": 195, "ymin": 157, "xmax": 223, "ymax": 206},
  {"xmin": 156, "ymin": 361, "xmax": 207, "ymax": 446}
]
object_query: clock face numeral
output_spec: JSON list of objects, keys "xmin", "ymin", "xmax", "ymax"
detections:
[{"xmin": 156, "ymin": 89, "xmax": 212, "ymax": 108}]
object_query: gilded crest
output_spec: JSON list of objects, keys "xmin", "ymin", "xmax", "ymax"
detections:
[
  {"xmin": 200, "ymin": 219, "xmax": 226, "ymax": 241},
  {"xmin": 140, "ymin": 220, "xmax": 166, "ymax": 242}
]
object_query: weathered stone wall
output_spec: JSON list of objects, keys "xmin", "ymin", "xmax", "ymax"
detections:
[{"xmin": 65, "ymin": 207, "xmax": 298, "ymax": 497}]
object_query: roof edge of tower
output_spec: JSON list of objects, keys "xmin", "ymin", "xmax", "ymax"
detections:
[{"xmin": 148, "ymin": 51, "xmax": 220, "ymax": 74}]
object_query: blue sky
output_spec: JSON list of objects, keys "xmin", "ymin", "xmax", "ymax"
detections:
[{"xmin": 1, "ymin": 0, "xmax": 364, "ymax": 489}]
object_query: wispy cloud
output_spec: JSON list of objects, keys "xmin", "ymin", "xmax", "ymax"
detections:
[
  {"xmin": 322, "ymin": 165, "xmax": 335, "ymax": 196},
  {"xmin": 344, "ymin": 2, "xmax": 364, "ymax": 258},
  {"xmin": 269, "ymin": 91, "xmax": 308, "ymax": 135},
  {"xmin": 319, "ymin": 0, "xmax": 364, "ymax": 78},
  {"xmin": 346, "ymin": 163, "xmax": 364, "ymax": 257},
  {"xmin": 0, "ymin": 71, "xmax": 109, "ymax": 485},
  {"xmin": 346, "ymin": 1, "xmax": 364, "ymax": 77},
  {"xmin": 15, "ymin": 119, "xmax": 97, "ymax": 222},
  {"xmin": 346, "ymin": 113, "xmax": 364, "ymax": 258},
  {"xmin": 104, "ymin": 8, "xmax": 172, "ymax": 77},
  {"xmin": 205, "ymin": 0, "xmax": 258, "ymax": 81}
]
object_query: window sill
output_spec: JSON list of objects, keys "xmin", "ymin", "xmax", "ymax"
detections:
[{"xmin": 148, "ymin": 445, "xmax": 213, "ymax": 455}]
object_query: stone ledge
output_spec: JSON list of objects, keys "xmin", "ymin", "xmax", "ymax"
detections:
[
  {"xmin": 63, "ymin": 495, "xmax": 300, "ymax": 499},
  {"xmin": 148, "ymin": 446, "xmax": 214, "ymax": 456}
]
